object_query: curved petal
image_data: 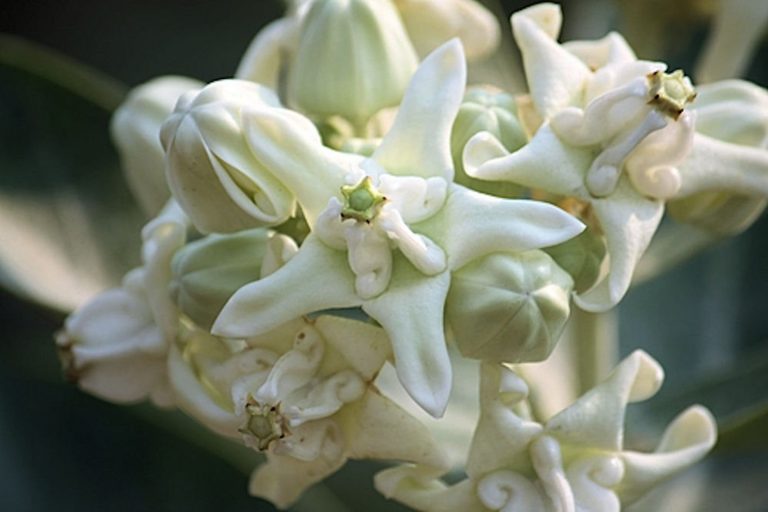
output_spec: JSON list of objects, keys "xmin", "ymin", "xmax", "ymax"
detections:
[
  {"xmin": 339, "ymin": 389, "xmax": 449, "ymax": 469},
  {"xmin": 362, "ymin": 262, "xmax": 452, "ymax": 418},
  {"xmin": 375, "ymin": 466, "xmax": 483, "ymax": 512},
  {"xmin": 435, "ymin": 185, "xmax": 585, "ymax": 270},
  {"xmin": 675, "ymin": 133, "xmax": 768, "ymax": 198},
  {"xmin": 545, "ymin": 350, "xmax": 664, "ymax": 452},
  {"xmin": 235, "ymin": 18, "xmax": 297, "ymax": 87},
  {"xmin": 213, "ymin": 236, "xmax": 362, "ymax": 338},
  {"xmin": 111, "ymin": 76, "xmax": 203, "ymax": 215},
  {"xmin": 465, "ymin": 124, "xmax": 590, "ymax": 197},
  {"xmin": 313, "ymin": 316, "xmax": 391, "ymax": 381},
  {"xmin": 243, "ymin": 106, "xmax": 354, "ymax": 225},
  {"xmin": 563, "ymin": 32, "xmax": 637, "ymax": 70},
  {"xmin": 574, "ymin": 181, "xmax": 664, "ymax": 312},
  {"xmin": 511, "ymin": 3, "xmax": 591, "ymax": 118},
  {"xmin": 619, "ymin": 406, "xmax": 717, "ymax": 504},
  {"xmin": 373, "ymin": 39, "xmax": 466, "ymax": 181}
]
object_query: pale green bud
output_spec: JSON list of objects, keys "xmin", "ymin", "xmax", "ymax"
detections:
[
  {"xmin": 446, "ymin": 251, "xmax": 573, "ymax": 363},
  {"xmin": 544, "ymin": 227, "xmax": 606, "ymax": 293},
  {"xmin": 171, "ymin": 229, "xmax": 297, "ymax": 330},
  {"xmin": 288, "ymin": 0, "xmax": 419, "ymax": 126},
  {"xmin": 451, "ymin": 88, "xmax": 527, "ymax": 197}
]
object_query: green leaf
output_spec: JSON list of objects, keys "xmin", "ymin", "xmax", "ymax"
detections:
[{"xmin": 0, "ymin": 35, "xmax": 144, "ymax": 312}]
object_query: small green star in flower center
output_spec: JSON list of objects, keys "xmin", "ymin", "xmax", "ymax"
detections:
[
  {"xmin": 340, "ymin": 176, "xmax": 387, "ymax": 222},
  {"xmin": 647, "ymin": 69, "xmax": 697, "ymax": 120},
  {"xmin": 239, "ymin": 398, "xmax": 290, "ymax": 451}
]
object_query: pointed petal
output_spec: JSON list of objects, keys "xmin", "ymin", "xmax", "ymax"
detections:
[
  {"xmin": 339, "ymin": 389, "xmax": 449, "ymax": 469},
  {"xmin": 619, "ymin": 406, "xmax": 717, "ymax": 504},
  {"xmin": 465, "ymin": 124, "xmax": 590, "ymax": 197},
  {"xmin": 563, "ymin": 32, "xmax": 637, "ymax": 69},
  {"xmin": 363, "ymin": 262, "xmax": 452, "ymax": 418},
  {"xmin": 435, "ymin": 185, "xmax": 584, "ymax": 270},
  {"xmin": 213, "ymin": 236, "xmax": 361, "ymax": 338},
  {"xmin": 313, "ymin": 316, "xmax": 391, "ymax": 380},
  {"xmin": 249, "ymin": 450, "xmax": 347, "ymax": 510},
  {"xmin": 512, "ymin": 4, "xmax": 591, "ymax": 118},
  {"xmin": 243, "ymin": 106, "xmax": 355, "ymax": 225},
  {"xmin": 574, "ymin": 181, "xmax": 664, "ymax": 312},
  {"xmin": 373, "ymin": 39, "xmax": 466, "ymax": 181},
  {"xmin": 675, "ymin": 133, "xmax": 768, "ymax": 198},
  {"xmin": 545, "ymin": 350, "xmax": 664, "ymax": 452}
]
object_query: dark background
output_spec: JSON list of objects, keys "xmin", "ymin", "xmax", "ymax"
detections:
[{"xmin": 1, "ymin": 1, "xmax": 767, "ymax": 510}]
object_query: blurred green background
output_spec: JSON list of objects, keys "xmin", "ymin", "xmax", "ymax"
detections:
[{"xmin": 1, "ymin": 0, "xmax": 767, "ymax": 510}]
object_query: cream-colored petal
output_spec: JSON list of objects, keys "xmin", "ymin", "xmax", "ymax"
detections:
[
  {"xmin": 675, "ymin": 132, "xmax": 768, "ymax": 198},
  {"xmin": 375, "ymin": 465, "xmax": 485, "ymax": 512},
  {"xmin": 243, "ymin": 106, "xmax": 355, "ymax": 225},
  {"xmin": 574, "ymin": 181, "xmax": 664, "ymax": 312},
  {"xmin": 563, "ymin": 32, "xmax": 637, "ymax": 70},
  {"xmin": 363, "ymin": 263, "xmax": 452, "ymax": 418},
  {"xmin": 545, "ymin": 350, "xmax": 664, "ymax": 452},
  {"xmin": 111, "ymin": 76, "xmax": 203, "ymax": 215},
  {"xmin": 618, "ymin": 406, "xmax": 717, "ymax": 504},
  {"xmin": 340, "ymin": 389, "xmax": 450, "ymax": 469},
  {"xmin": 433, "ymin": 185, "xmax": 584, "ymax": 271},
  {"xmin": 313, "ymin": 315, "xmax": 392, "ymax": 381},
  {"xmin": 213, "ymin": 236, "xmax": 362, "ymax": 338},
  {"xmin": 465, "ymin": 124, "xmax": 590, "ymax": 197},
  {"xmin": 512, "ymin": 3, "xmax": 591, "ymax": 118},
  {"xmin": 373, "ymin": 39, "xmax": 466, "ymax": 182}
]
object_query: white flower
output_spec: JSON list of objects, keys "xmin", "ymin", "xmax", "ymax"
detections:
[
  {"xmin": 56, "ymin": 201, "xmax": 189, "ymax": 406},
  {"xmin": 375, "ymin": 350, "xmax": 717, "ymax": 512},
  {"xmin": 167, "ymin": 315, "xmax": 449, "ymax": 509},
  {"xmin": 212, "ymin": 41, "xmax": 584, "ymax": 417}
]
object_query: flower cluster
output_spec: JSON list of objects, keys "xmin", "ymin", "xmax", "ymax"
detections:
[{"xmin": 56, "ymin": 1, "xmax": 768, "ymax": 510}]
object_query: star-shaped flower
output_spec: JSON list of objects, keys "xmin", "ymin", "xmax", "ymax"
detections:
[
  {"xmin": 168, "ymin": 315, "xmax": 449, "ymax": 509},
  {"xmin": 464, "ymin": 3, "xmax": 768, "ymax": 312},
  {"xmin": 212, "ymin": 40, "xmax": 584, "ymax": 417},
  {"xmin": 375, "ymin": 350, "xmax": 717, "ymax": 512}
]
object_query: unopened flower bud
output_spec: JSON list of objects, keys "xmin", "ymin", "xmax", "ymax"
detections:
[
  {"xmin": 451, "ymin": 87, "xmax": 527, "ymax": 197},
  {"xmin": 287, "ymin": 0, "xmax": 418, "ymax": 126},
  {"xmin": 544, "ymin": 227, "xmax": 607, "ymax": 293},
  {"xmin": 171, "ymin": 229, "xmax": 298, "ymax": 330},
  {"xmin": 161, "ymin": 79, "xmax": 298, "ymax": 233},
  {"xmin": 446, "ymin": 251, "xmax": 573, "ymax": 363}
]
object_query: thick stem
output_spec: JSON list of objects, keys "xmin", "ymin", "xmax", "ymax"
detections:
[{"xmin": 573, "ymin": 307, "xmax": 619, "ymax": 393}]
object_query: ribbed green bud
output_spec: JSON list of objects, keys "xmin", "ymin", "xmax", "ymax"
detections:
[
  {"xmin": 451, "ymin": 87, "xmax": 528, "ymax": 198},
  {"xmin": 446, "ymin": 251, "xmax": 573, "ymax": 363},
  {"xmin": 171, "ymin": 229, "xmax": 292, "ymax": 330},
  {"xmin": 544, "ymin": 227, "xmax": 607, "ymax": 293},
  {"xmin": 288, "ymin": 0, "xmax": 419, "ymax": 126}
]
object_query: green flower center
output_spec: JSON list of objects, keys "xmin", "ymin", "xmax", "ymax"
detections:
[
  {"xmin": 647, "ymin": 69, "xmax": 697, "ymax": 120},
  {"xmin": 340, "ymin": 176, "xmax": 387, "ymax": 222},
  {"xmin": 239, "ymin": 398, "xmax": 289, "ymax": 451}
]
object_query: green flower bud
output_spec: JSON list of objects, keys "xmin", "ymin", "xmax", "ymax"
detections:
[
  {"xmin": 544, "ymin": 226, "xmax": 607, "ymax": 293},
  {"xmin": 451, "ymin": 87, "xmax": 528, "ymax": 197},
  {"xmin": 288, "ymin": 0, "xmax": 419, "ymax": 126},
  {"xmin": 446, "ymin": 251, "xmax": 573, "ymax": 363},
  {"xmin": 171, "ymin": 229, "xmax": 297, "ymax": 330}
]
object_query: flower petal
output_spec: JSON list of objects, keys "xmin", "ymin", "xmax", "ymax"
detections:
[
  {"xmin": 574, "ymin": 181, "xmax": 664, "ymax": 312},
  {"xmin": 363, "ymin": 262, "xmax": 452, "ymax": 418},
  {"xmin": 372, "ymin": 39, "xmax": 466, "ymax": 181},
  {"xmin": 235, "ymin": 18, "xmax": 297, "ymax": 87},
  {"xmin": 511, "ymin": 3, "xmax": 591, "ymax": 118},
  {"xmin": 213, "ymin": 236, "xmax": 361, "ymax": 338},
  {"xmin": 375, "ymin": 465, "xmax": 483, "ymax": 512},
  {"xmin": 433, "ymin": 185, "xmax": 585, "ymax": 270},
  {"xmin": 465, "ymin": 124, "xmax": 590, "ymax": 197},
  {"xmin": 563, "ymin": 32, "xmax": 637, "ymax": 70},
  {"xmin": 545, "ymin": 350, "xmax": 664, "ymax": 452},
  {"xmin": 243, "ymin": 106, "xmax": 355, "ymax": 225},
  {"xmin": 618, "ymin": 406, "xmax": 717, "ymax": 504}
]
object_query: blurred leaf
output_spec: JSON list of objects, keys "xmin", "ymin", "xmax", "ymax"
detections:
[
  {"xmin": 0, "ymin": 35, "xmax": 144, "ymax": 312},
  {"xmin": 716, "ymin": 403, "xmax": 768, "ymax": 452}
]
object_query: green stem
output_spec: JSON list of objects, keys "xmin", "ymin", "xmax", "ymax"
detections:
[{"xmin": 573, "ymin": 308, "xmax": 619, "ymax": 393}]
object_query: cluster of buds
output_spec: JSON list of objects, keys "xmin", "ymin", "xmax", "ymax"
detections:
[{"xmin": 56, "ymin": 1, "xmax": 768, "ymax": 510}]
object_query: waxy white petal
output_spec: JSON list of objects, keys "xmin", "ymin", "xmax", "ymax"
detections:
[
  {"xmin": 563, "ymin": 32, "xmax": 637, "ymax": 70},
  {"xmin": 373, "ymin": 39, "xmax": 466, "ymax": 181},
  {"xmin": 213, "ymin": 236, "xmax": 361, "ymax": 338},
  {"xmin": 363, "ymin": 263, "xmax": 452, "ymax": 418},
  {"xmin": 575, "ymin": 182, "xmax": 664, "ymax": 312},
  {"xmin": 235, "ymin": 18, "xmax": 297, "ymax": 87}
]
